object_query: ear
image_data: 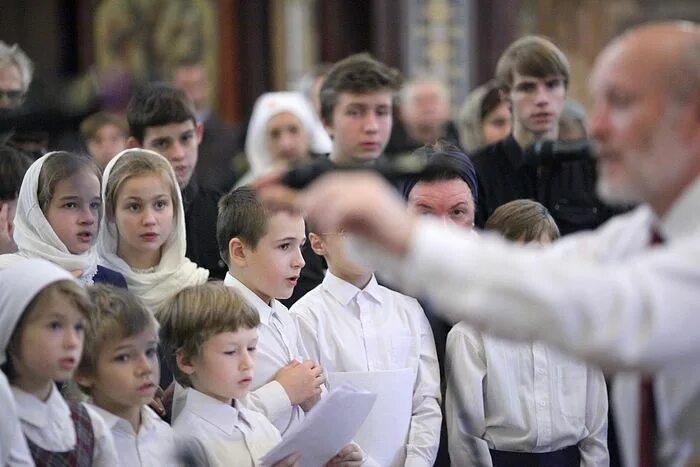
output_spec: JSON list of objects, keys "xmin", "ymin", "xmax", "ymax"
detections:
[
  {"xmin": 73, "ymin": 371, "xmax": 95, "ymax": 390},
  {"xmin": 176, "ymin": 350, "xmax": 196, "ymax": 376},
  {"xmin": 126, "ymin": 136, "xmax": 142, "ymax": 149},
  {"xmin": 228, "ymin": 237, "xmax": 248, "ymax": 268},
  {"xmin": 308, "ymin": 232, "xmax": 326, "ymax": 256},
  {"xmin": 194, "ymin": 122, "xmax": 204, "ymax": 145}
]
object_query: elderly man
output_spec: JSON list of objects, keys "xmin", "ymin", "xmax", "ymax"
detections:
[{"xmin": 262, "ymin": 21, "xmax": 700, "ymax": 466}]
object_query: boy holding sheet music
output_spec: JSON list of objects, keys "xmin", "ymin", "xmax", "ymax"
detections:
[{"xmin": 290, "ymin": 224, "xmax": 442, "ymax": 466}]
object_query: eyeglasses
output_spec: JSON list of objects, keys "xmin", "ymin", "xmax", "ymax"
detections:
[{"xmin": 0, "ymin": 90, "xmax": 25, "ymax": 105}]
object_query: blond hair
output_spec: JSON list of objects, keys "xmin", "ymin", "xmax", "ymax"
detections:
[
  {"xmin": 158, "ymin": 282, "xmax": 259, "ymax": 387},
  {"xmin": 76, "ymin": 284, "xmax": 158, "ymax": 394},
  {"xmin": 103, "ymin": 149, "xmax": 180, "ymax": 224},
  {"xmin": 485, "ymin": 199, "xmax": 560, "ymax": 243}
]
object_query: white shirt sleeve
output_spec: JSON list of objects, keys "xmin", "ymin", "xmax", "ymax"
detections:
[
  {"xmin": 445, "ymin": 324, "xmax": 493, "ymax": 467},
  {"xmin": 405, "ymin": 301, "xmax": 442, "ymax": 467},
  {"xmin": 354, "ymin": 218, "xmax": 700, "ymax": 370},
  {"xmin": 243, "ymin": 381, "xmax": 293, "ymax": 423},
  {"xmin": 0, "ymin": 373, "xmax": 34, "ymax": 467}
]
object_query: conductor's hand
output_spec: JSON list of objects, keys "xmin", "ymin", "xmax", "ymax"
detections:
[
  {"xmin": 256, "ymin": 171, "xmax": 416, "ymax": 256},
  {"xmin": 274, "ymin": 360, "xmax": 324, "ymax": 405}
]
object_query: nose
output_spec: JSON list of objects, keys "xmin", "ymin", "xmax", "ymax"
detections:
[
  {"xmin": 141, "ymin": 207, "xmax": 156, "ymax": 226},
  {"xmin": 362, "ymin": 112, "xmax": 379, "ymax": 133},
  {"xmin": 79, "ymin": 206, "xmax": 96, "ymax": 225},
  {"xmin": 240, "ymin": 349, "xmax": 254, "ymax": 370},
  {"xmin": 533, "ymin": 84, "xmax": 549, "ymax": 106},
  {"xmin": 168, "ymin": 142, "xmax": 186, "ymax": 162},
  {"xmin": 63, "ymin": 326, "xmax": 82, "ymax": 349},
  {"xmin": 588, "ymin": 102, "xmax": 608, "ymax": 142},
  {"xmin": 292, "ymin": 246, "xmax": 305, "ymax": 269},
  {"xmin": 136, "ymin": 353, "xmax": 155, "ymax": 376}
]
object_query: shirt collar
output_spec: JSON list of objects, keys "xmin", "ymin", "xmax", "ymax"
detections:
[
  {"xmin": 89, "ymin": 404, "xmax": 160, "ymax": 435},
  {"xmin": 322, "ymin": 271, "xmax": 383, "ymax": 307},
  {"xmin": 184, "ymin": 388, "xmax": 249, "ymax": 436},
  {"xmin": 11, "ymin": 384, "xmax": 69, "ymax": 428},
  {"xmin": 224, "ymin": 273, "xmax": 274, "ymax": 324},
  {"xmin": 657, "ymin": 177, "xmax": 700, "ymax": 241}
]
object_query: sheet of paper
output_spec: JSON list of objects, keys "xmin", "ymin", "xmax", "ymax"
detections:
[
  {"xmin": 328, "ymin": 368, "xmax": 415, "ymax": 467},
  {"xmin": 261, "ymin": 383, "xmax": 377, "ymax": 467}
]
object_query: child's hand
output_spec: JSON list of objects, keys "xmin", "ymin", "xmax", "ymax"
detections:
[
  {"xmin": 274, "ymin": 360, "xmax": 324, "ymax": 405},
  {"xmin": 148, "ymin": 384, "xmax": 172, "ymax": 417},
  {"xmin": 300, "ymin": 392, "xmax": 321, "ymax": 412},
  {"xmin": 272, "ymin": 451, "xmax": 301, "ymax": 467},
  {"xmin": 324, "ymin": 443, "xmax": 364, "ymax": 466}
]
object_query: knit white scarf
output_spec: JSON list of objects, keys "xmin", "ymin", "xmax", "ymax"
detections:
[
  {"xmin": 96, "ymin": 149, "xmax": 209, "ymax": 313},
  {"xmin": 0, "ymin": 152, "xmax": 99, "ymax": 285}
]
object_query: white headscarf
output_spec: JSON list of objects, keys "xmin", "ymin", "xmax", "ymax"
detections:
[
  {"xmin": 244, "ymin": 91, "xmax": 332, "ymax": 179},
  {"xmin": 0, "ymin": 259, "xmax": 74, "ymax": 365},
  {"xmin": 96, "ymin": 149, "xmax": 209, "ymax": 313},
  {"xmin": 0, "ymin": 152, "xmax": 99, "ymax": 284}
]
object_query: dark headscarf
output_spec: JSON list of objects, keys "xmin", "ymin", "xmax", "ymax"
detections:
[{"xmin": 401, "ymin": 142, "xmax": 479, "ymax": 207}]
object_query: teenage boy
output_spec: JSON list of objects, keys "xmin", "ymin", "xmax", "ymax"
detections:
[
  {"xmin": 126, "ymin": 82, "xmax": 227, "ymax": 279},
  {"xmin": 284, "ymin": 53, "xmax": 403, "ymax": 306},
  {"xmin": 471, "ymin": 36, "xmax": 613, "ymax": 235},
  {"xmin": 290, "ymin": 223, "xmax": 442, "ymax": 467}
]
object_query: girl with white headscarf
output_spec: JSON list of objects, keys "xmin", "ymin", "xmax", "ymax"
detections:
[
  {"xmin": 0, "ymin": 258, "xmax": 119, "ymax": 466},
  {"xmin": 239, "ymin": 91, "xmax": 332, "ymax": 186},
  {"xmin": 97, "ymin": 148, "xmax": 209, "ymax": 313},
  {"xmin": 0, "ymin": 151, "xmax": 126, "ymax": 286}
]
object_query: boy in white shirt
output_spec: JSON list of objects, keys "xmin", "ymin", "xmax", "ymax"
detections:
[
  {"xmin": 159, "ymin": 282, "xmax": 300, "ymax": 466},
  {"xmin": 216, "ymin": 187, "xmax": 363, "ymax": 464},
  {"xmin": 75, "ymin": 284, "xmax": 177, "ymax": 467},
  {"xmin": 290, "ymin": 225, "xmax": 442, "ymax": 467},
  {"xmin": 445, "ymin": 200, "xmax": 608, "ymax": 467}
]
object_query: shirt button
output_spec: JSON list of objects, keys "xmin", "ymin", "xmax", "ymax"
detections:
[{"xmin": 539, "ymin": 401, "xmax": 546, "ymax": 407}]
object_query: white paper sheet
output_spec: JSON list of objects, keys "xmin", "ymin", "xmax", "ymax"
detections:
[
  {"xmin": 261, "ymin": 383, "xmax": 377, "ymax": 467},
  {"xmin": 328, "ymin": 368, "xmax": 416, "ymax": 467}
]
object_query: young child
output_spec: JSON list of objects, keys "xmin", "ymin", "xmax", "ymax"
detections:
[
  {"xmin": 290, "ymin": 224, "xmax": 442, "ymax": 466},
  {"xmin": 159, "ymin": 282, "xmax": 298, "ymax": 466},
  {"xmin": 0, "ymin": 258, "xmax": 119, "ymax": 466},
  {"xmin": 445, "ymin": 199, "xmax": 608, "ymax": 466},
  {"xmin": 97, "ymin": 148, "xmax": 209, "ymax": 314},
  {"xmin": 0, "ymin": 144, "xmax": 32, "ymax": 254},
  {"xmin": 215, "ymin": 187, "xmax": 364, "ymax": 465},
  {"xmin": 80, "ymin": 111, "xmax": 128, "ymax": 168},
  {"xmin": 75, "ymin": 284, "xmax": 177, "ymax": 466},
  {"xmin": 0, "ymin": 150, "xmax": 126, "ymax": 287}
]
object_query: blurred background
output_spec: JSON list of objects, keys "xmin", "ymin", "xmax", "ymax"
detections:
[{"xmin": 1, "ymin": 0, "xmax": 699, "ymax": 126}]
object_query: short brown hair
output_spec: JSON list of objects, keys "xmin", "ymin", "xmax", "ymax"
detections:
[
  {"xmin": 484, "ymin": 199, "xmax": 560, "ymax": 242},
  {"xmin": 216, "ymin": 186, "xmax": 269, "ymax": 265},
  {"xmin": 158, "ymin": 282, "xmax": 259, "ymax": 388},
  {"xmin": 495, "ymin": 36, "xmax": 570, "ymax": 91},
  {"xmin": 79, "ymin": 112, "xmax": 128, "ymax": 142},
  {"xmin": 3, "ymin": 281, "xmax": 93, "ymax": 382},
  {"xmin": 76, "ymin": 284, "xmax": 158, "ymax": 394},
  {"xmin": 37, "ymin": 151, "xmax": 102, "ymax": 213},
  {"xmin": 103, "ymin": 149, "xmax": 180, "ymax": 224},
  {"xmin": 319, "ymin": 53, "xmax": 403, "ymax": 124}
]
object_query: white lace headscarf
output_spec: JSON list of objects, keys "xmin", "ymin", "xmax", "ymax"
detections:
[
  {"xmin": 96, "ymin": 148, "xmax": 209, "ymax": 313},
  {"xmin": 0, "ymin": 259, "xmax": 75, "ymax": 365},
  {"xmin": 243, "ymin": 91, "xmax": 332, "ymax": 182},
  {"xmin": 0, "ymin": 152, "xmax": 99, "ymax": 284}
]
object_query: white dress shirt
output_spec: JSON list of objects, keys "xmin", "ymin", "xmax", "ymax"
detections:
[
  {"xmin": 290, "ymin": 272, "xmax": 442, "ymax": 467},
  {"xmin": 90, "ymin": 404, "xmax": 178, "ymax": 467},
  {"xmin": 172, "ymin": 387, "xmax": 281, "ymax": 467},
  {"xmin": 352, "ymin": 178, "xmax": 700, "ymax": 466},
  {"xmin": 445, "ymin": 322, "xmax": 608, "ymax": 466},
  {"xmin": 224, "ymin": 273, "xmax": 308, "ymax": 435},
  {"xmin": 0, "ymin": 373, "xmax": 33, "ymax": 466},
  {"xmin": 11, "ymin": 385, "xmax": 119, "ymax": 466}
]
